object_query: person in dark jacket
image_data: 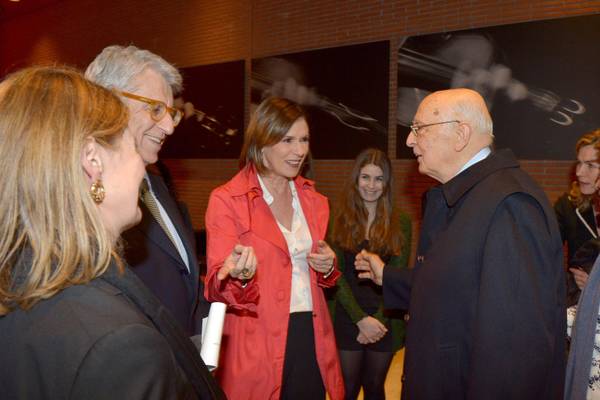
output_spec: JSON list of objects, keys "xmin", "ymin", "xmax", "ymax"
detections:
[
  {"xmin": 554, "ymin": 129, "xmax": 600, "ymax": 306},
  {"xmin": 86, "ymin": 45, "xmax": 210, "ymax": 336},
  {"xmin": 0, "ymin": 66, "xmax": 223, "ymax": 399},
  {"xmin": 356, "ymin": 88, "xmax": 566, "ymax": 399}
]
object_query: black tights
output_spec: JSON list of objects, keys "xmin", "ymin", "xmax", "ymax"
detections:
[{"xmin": 339, "ymin": 349, "xmax": 394, "ymax": 400}]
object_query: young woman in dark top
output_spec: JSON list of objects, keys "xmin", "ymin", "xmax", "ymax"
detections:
[{"xmin": 329, "ymin": 148, "xmax": 411, "ymax": 400}]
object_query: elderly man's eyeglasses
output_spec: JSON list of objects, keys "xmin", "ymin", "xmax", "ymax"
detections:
[
  {"xmin": 410, "ymin": 120, "xmax": 460, "ymax": 137},
  {"xmin": 117, "ymin": 91, "xmax": 183, "ymax": 127}
]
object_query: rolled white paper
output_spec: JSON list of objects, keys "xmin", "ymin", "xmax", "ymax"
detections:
[{"xmin": 200, "ymin": 302, "xmax": 227, "ymax": 371}]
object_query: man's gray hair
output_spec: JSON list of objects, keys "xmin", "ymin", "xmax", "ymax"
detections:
[{"xmin": 85, "ymin": 45, "xmax": 182, "ymax": 94}]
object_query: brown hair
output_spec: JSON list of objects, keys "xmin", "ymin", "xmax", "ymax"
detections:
[
  {"xmin": 0, "ymin": 66, "xmax": 129, "ymax": 315},
  {"xmin": 330, "ymin": 148, "xmax": 403, "ymax": 256},
  {"xmin": 569, "ymin": 129, "xmax": 600, "ymax": 210},
  {"xmin": 239, "ymin": 97, "xmax": 306, "ymax": 174}
]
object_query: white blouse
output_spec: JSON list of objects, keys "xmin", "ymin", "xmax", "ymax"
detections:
[{"xmin": 258, "ymin": 175, "xmax": 313, "ymax": 313}]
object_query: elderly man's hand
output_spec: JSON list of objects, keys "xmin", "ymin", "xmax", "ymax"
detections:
[{"xmin": 355, "ymin": 249, "xmax": 385, "ymax": 286}]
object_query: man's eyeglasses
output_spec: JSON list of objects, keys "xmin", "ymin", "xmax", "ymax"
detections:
[
  {"xmin": 117, "ymin": 91, "xmax": 183, "ymax": 127},
  {"xmin": 410, "ymin": 120, "xmax": 460, "ymax": 137}
]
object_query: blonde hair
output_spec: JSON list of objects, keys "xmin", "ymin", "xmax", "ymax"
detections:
[
  {"xmin": 239, "ymin": 97, "xmax": 306, "ymax": 174},
  {"xmin": 569, "ymin": 129, "xmax": 600, "ymax": 210},
  {"xmin": 0, "ymin": 66, "xmax": 129, "ymax": 315}
]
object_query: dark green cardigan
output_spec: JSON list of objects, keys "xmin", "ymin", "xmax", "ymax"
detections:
[{"xmin": 327, "ymin": 211, "xmax": 412, "ymax": 352}]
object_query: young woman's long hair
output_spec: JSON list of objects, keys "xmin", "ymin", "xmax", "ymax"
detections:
[
  {"xmin": 331, "ymin": 148, "xmax": 403, "ymax": 256},
  {"xmin": 569, "ymin": 129, "xmax": 600, "ymax": 210},
  {"xmin": 0, "ymin": 66, "xmax": 129, "ymax": 315}
]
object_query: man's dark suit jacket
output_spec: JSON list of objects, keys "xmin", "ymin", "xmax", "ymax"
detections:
[
  {"xmin": 122, "ymin": 171, "xmax": 209, "ymax": 336},
  {"xmin": 383, "ymin": 149, "xmax": 566, "ymax": 400}
]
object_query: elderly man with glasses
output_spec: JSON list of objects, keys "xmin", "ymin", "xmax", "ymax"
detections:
[
  {"xmin": 86, "ymin": 45, "xmax": 210, "ymax": 341},
  {"xmin": 357, "ymin": 88, "xmax": 565, "ymax": 399}
]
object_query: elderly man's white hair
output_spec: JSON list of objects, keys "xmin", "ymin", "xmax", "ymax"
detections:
[
  {"xmin": 85, "ymin": 45, "xmax": 182, "ymax": 94},
  {"xmin": 450, "ymin": 88, "xmax": 494, "ymax": 138}
]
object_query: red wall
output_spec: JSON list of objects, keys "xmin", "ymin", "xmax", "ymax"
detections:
[{"xmin": 1, "ymin": 0, "xmax": 598, "ymax": 260}]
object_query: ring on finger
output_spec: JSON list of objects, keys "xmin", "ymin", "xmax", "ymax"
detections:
[{"xmin": 241, "ymin": 267, "xmax": 251, "ymax": 278}]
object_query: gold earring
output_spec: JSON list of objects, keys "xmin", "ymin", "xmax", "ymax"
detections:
[{"xmin": 90, "ymin": 180, "xmax": 105, "ymax": 204}]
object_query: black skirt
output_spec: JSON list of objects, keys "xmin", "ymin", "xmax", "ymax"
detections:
[{"xmin": 280, "ymin": 312, "xmax": 326, "ymax": 400}]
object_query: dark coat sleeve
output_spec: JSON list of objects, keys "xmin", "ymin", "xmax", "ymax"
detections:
[
  {"xmin": 553, "ymin": 193, "xmax": 569, "ymax": 242},
  {"xmin": 70, "ymin": 324, "xmax": 196, "ymax": 400},
  {"xmin": 553, "ymin": 194, "xmax": 579, "ymax": 306},
  {"xmin": 467, "ymin": 193, "xmax": 565, "ymax": 399},
  {"xmin": 382, "ymin": 266, "xmax": 414, "ymax": 310}
]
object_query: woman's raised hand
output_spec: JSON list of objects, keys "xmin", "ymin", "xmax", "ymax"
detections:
[
  {"xmin": 308, "ymin": 240, "xmax": 335, "ymax": 274},
  {"xmin": 217, "ymin": 244, "xmax": 257, "ymax": 281},
  {"xmin": 570, "ymin": 267, "xmax": 589, "ymax": 290}
]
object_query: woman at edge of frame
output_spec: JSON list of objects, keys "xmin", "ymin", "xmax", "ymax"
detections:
[{"xmin": 554, "ymin": 129, "xmax": 600, "ymax": 306}]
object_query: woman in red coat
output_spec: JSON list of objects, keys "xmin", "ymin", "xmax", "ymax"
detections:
[{"xmin": 205, "ymin": 97, "xmax": 344, "ymax": 400}]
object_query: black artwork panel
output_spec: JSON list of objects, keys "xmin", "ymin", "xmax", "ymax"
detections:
[
  {"xmin": 161, "ymin": 60, "xmax": 245, "ymax": 159},
  {"xmin": 397, "ymin": 14, "xmax": 600, "ymax": 160},
  {"xmin": 252, "ymin": 41, "xmax": 389, "ymax": 159}
]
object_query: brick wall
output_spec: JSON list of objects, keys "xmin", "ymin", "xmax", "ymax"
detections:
[{"xmin": 2, "ymin": 0, "xmax": 599, "ymax": 260}]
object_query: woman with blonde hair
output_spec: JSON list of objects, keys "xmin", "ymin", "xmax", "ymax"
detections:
[
  {"xmin": 554, "ymin": 129, "xmax": 600, "ymax": 306},
  {"xmin": 0, "ymin": 66, "xmax": 223, "ymax": 399}
]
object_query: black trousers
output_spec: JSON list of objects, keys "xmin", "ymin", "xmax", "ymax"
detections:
[{"xmin": 280, "ymin": 312, "xmax": 326, "ymax": 400}]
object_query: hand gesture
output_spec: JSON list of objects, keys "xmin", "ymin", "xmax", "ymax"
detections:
[
  {"xmin": 217, "ymin": 244, "xmax": 257, "ymax": 281},
  {"xmin": 356, "ymin": 316, "xmax": 388, "ymax": 344},
  {"xmin": 355, "ymin": 249, "xmax": 385, "ymax": 286},
  {"xmin": 569, "ymin": 267, "xmax": 589, "ymax": 290},
  {"xmin": 308, "ymin": 240, "xmax": 335, "ymax": 274}
]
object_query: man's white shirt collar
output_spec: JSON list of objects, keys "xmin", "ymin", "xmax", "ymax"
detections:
[{"xmin": 455, "ymin": 146, "xmax": 491, "ymax": 177}]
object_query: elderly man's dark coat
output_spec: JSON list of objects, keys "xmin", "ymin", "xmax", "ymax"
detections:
[{"xmin": 384, "ymin": 149, "xmax": 566, "ymax": 399}]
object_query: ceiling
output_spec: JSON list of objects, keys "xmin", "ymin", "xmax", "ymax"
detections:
[{"xmin": 0, "ymin": 0, "xmax": 64, "ymax": 21}]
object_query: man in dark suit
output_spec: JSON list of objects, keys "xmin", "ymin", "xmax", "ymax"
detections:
[
  {"xmin": 86, "ymin": 45, "xmax": 209, "ymax": 336},
  {"xmin": 356, "ymin": 88, "xmax": 566, "ymax": 399}
]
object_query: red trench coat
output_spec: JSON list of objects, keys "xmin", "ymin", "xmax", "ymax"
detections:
[{"xmin": 205, "ymin": 165, "xmax": 344, "ymax": 400}]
